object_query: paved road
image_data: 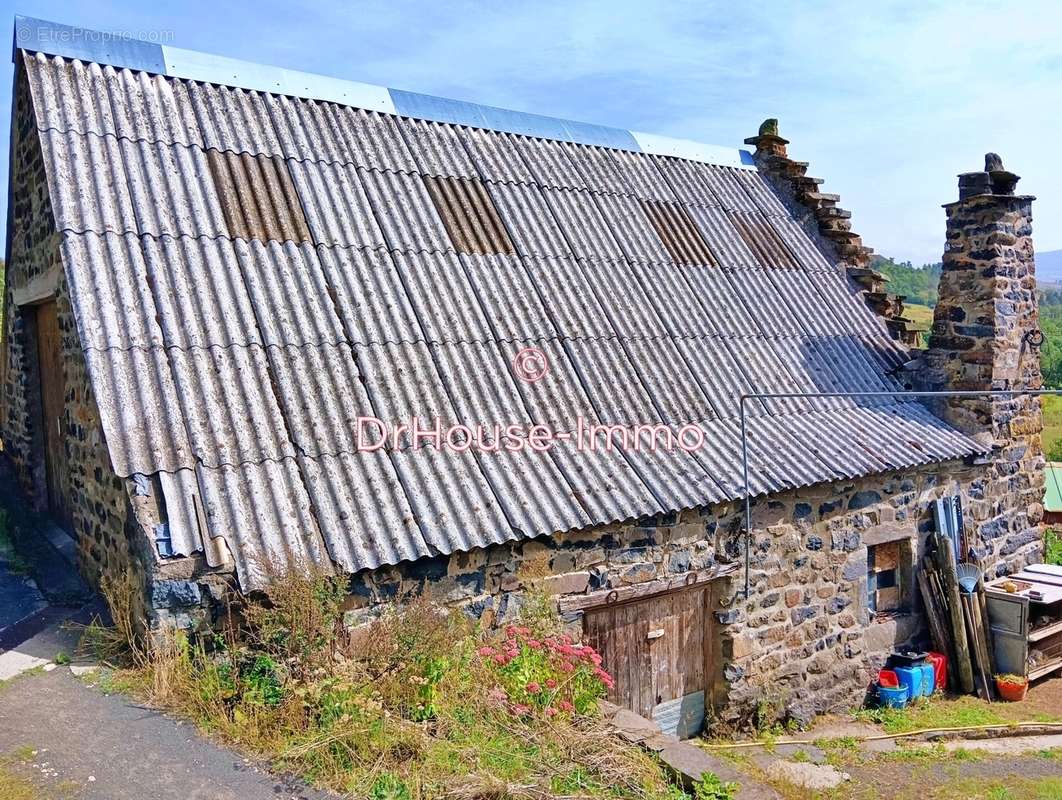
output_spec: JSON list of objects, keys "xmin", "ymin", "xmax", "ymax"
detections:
[{"xmin": 0, "ymin": 639, "xmax": 336, "ymax": 799}]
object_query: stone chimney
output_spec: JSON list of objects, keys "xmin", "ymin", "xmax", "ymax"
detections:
[{"xmin": 925, "ymin": 154, "xmax": 1045, "ymax": 572}]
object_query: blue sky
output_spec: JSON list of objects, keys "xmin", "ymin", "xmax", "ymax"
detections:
[{"xmin": 2, "ymin": 0, "xmax": 1061, "ymax": 264}]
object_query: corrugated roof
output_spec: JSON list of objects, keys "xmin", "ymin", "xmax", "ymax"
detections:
[{"xmin": 16, "ymin": 47, "xmax": 986, "ymax": 589}]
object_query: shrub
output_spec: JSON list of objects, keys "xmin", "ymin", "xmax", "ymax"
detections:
[{"xmin": 693, "ymin": 772, "xmax": 739, "ymax": 800}]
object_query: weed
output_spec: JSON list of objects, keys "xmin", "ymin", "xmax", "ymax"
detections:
[
  {"xmin": 1047, "ymin": 529, "xmax": 1062, "ymax": 566},
  {"xmin": 855, "ymin": 695, "xmax": 1007, "ymax": 734},
  {"xmin": 91, "ymin": 568, "xmax": 680, "ymax": 800},
  {"xmin": 790, "ymin": 749, "xmax": 810, "ymax": 763},
  {"xmin": 693, "ymin": 772, "xmax": 739, "ymax": 800},
  {"xmin": 53, "ymin": 652, "xmax": 70, "ymax": 666},
  {"xmin": 0, "ymin": 764, "xmax": 38, "ymax": 800}
]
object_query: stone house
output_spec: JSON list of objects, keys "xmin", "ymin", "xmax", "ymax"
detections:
[{"xmin": 1, "ymin": 17, "xmax": 1045, "ymax": 734}]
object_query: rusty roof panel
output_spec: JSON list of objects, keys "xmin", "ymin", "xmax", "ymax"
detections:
[
  {"xmin": 459, "ymin": 254, "xmax": 559, "ymax": 342},
  {"xmin": 422, "ymin": 175, "xmax": 516, "ymax": 256},
  {"xmin": 168, "ymin": 345, "xmax": 295, "ymax": 467},
  {"xmin": 390, "ymin": 250, "xmax": 493, "ymax": 344},
  {"xmin": 143, "ymin": 234, "xmax": 262, "ymax": 349},
  {"xmin": 520, "ymin": 257, "xmax": 614, "ymax": 339},
  {"xmin": 459, "ymin": 128, "xmax": 534, "ymax": 184},
  {"xmin": 389, "ymin": 444, "xmax": 518, "ymax": 552},
  {"xmin": 360, "ymin": 168, "xmax": 453, "ymax": 254},
  {"xmin": 640, "ymin": 200, "xmax": 717, "ymax": 266},
  {"xmin": 401, "ymin": 118, "xmax": 479, "ymax": 178},
  {"xmin": 207, "ymin": 149, "xmax": 311, "ymax": 243},
  {"xmin": 233, "ymin": 240, "xmax": 347, "ymax": 347},
  {"xmin": 684, "ymin": 204, "xmax": 758, "ymax": 268},
  {"xmin": 25, "ymin": 52, "xmax": 203, "ymax": 148},
  {"xmin": 265, "ymin": 342, "xmax": 372, "ymax": 457},
  {"xmin": 61, "ymin": 232, "xmax": 163, "ymax": 351},
  {"xmin": 767, "ymin": 215, "xmax": 835, "ymax": 272},
  {"xmin": 315, "ymin": 245, "xmax": 422, "ymax": 346},
  {"xmin": 285, "ymin": 158, "xmax": 383, "ymax": 248},
  {"xmin": 606, "ymin": 147, "xmax": 677, "ymax": 202},
  {"xmin": 83, "ymin": 346, "xmax": 194, "ymax": 476},
  {"xmin": 485, "ymin": 181, "xmax": 572, "ymax": 258},
  {"xmin": 297, "ymin": 451, "xmax": 427, "ymax": 571},
  {"xmin": 727, "ymin": 210, "xmax": 801, "ymax": 269},
  {"xmin": 541, "ymin": 188, "xmax": 624, "ymax": 260},
  {"xmin": 195, "ymin": 458, "xmax": 331, "ymax": 588},
  {"xmin": 593, "ymin": 193, "xmax": 671, "ymax": 262}
]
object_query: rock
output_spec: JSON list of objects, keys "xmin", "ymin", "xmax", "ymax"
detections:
[
  {"xmin": 69, "ymin": 664, "xmax": 98, "ymax": 678},
  {"xmin": 765, "ymin": 761, "xmax": 850, "ymax": 791}
]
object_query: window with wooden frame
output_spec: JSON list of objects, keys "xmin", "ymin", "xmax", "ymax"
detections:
[{"xmin": 868, "ymin": 540, "xmax": 913, "ymax": 616}]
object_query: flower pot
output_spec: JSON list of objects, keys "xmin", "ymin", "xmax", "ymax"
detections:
[{"xmin": 995, "ymin": 676, "xmax": 1028, "ymax": 702}]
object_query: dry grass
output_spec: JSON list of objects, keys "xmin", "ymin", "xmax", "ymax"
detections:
[{"xmin": 91, "ymin": 568, "xmax": 683, "ymax": 800}]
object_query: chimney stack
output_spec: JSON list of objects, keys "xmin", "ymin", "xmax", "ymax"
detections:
[{"xmin": 925, "ymin": 154, "xmax": 1045, "ymax": 572}]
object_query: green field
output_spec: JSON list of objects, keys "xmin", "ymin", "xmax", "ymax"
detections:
[
  {"xmin": 903, "ymin": 302, "xmax": 934, "ymax": 331},
  {"xmin": 1045, "ymin": 395, "xmax": 1062, "ymax": 460}
]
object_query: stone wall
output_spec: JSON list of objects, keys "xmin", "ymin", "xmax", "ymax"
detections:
[
  {"xmin": 2, "ymin": 59, "xmax": 144, "ymax": 592},
  {"xmin": 158, "ymin": 449, "xmax": 1037, "ymax": 730}
]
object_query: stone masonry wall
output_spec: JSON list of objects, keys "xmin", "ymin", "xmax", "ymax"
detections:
[
  {"xmin": 2, "ymin": 60, "xmax": 144, "ymax": 591},
  {"xmin": 159, "ymin": 450, "xmax": 1036, "ymax": 731}
]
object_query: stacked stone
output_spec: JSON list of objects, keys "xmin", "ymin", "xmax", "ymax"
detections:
[
  {"xmin": 924, "ymin": 154, "xmax": 1044, "ymax": 572},
  {"xmin": 744, "ymin": 119, "xmax": 919, "ymax": 347}
]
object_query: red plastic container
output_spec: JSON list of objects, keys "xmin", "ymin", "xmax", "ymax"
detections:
[
  {"xmin": 878, "ymin": 669, "xmax": 900, "ymax": 689},
  {"xmin": 926, "ymin": 652, "xmax": 948, "ymax": 693}
]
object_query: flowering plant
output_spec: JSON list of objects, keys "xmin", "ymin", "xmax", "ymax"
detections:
[{"xmin": 477, "ymin": 625, "xmax": 614, "ymax": 717}]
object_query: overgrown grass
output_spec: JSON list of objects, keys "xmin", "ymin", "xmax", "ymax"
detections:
[
  {"xmin": 1046, "ymin": 529, "xmax": 1062, "ymax": 566},
  {"xmin": 92, "ymin": 569, "xmax": 689, "ymax": 800},
  {"xmin": 854, "ymin": 695, "xmax": 1009, "ymax": 734}
]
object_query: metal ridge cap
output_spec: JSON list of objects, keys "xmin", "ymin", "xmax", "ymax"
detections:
[{"xmin": 12, "ymin": 14, "xmax": 755, "ymax": 168}]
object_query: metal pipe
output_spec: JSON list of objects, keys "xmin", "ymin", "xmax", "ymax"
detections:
[{"xmin": 738, "ymin": 388, "xmax": 1062, "ymax": 600}]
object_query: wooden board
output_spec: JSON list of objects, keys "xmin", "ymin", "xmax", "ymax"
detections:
[
  {"xmin": 583, "ymin": 585, "xmax": 709, "ymax": 736},
  {"xmin": 35, "ymin": 301, "xmax": 69, "ymax": 525}
]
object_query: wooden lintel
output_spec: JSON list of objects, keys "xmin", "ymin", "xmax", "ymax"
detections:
[{"xmin": 557, "ymin": 564, "xmax": 739, "ymax": 613}]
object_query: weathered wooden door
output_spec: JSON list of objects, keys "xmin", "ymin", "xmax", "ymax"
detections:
[
  {"xmin": 35, "ymin": 301, "xmax": 69, "ymax": 524},
  {"xmin": 583, "ymin": 586, "xmax": 709, "ymax": 738}
]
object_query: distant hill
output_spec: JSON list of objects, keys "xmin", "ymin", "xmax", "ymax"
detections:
[{"xmin": 1039, "ymin": 249, "xmax": 1062, "ymax": 285}]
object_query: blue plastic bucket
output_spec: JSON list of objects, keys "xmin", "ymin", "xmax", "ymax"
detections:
[
  {"xmin": 919, "ymin": 663, "xmax": 935, "ymax": 695},
  {"xmin": 878, "ymin": 684, "xmax": 909, "ymax": 708},
  {"xmin": 895, "ymin": 666, "xmax": 923, "ymax": 700}
]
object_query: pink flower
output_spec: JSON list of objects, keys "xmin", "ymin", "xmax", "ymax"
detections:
[
  {"xmin": 527, "ymin": 639, "xmax": 542, "ymax": 649},
  {"xmin": 488, "ymin": 687, "xmax": 508, "ymax": 703},
  {"xmin": 545, "ymin": 679, "xmax": 557, "ymax": 689},
  {"xmin": 559, "ymin": 700, "xmax": 574, "ymax": 713},
  {"xmin": 478, "ymin": 646, "xmax": 494, "ymax": 657},
  {"xmin": 510, "ymin": 703, "xmax": 531, "ymax": 716},
  {"xmin": 526, "ymin": 681, "xmax": 541, "ymax": 693},
  {"xmin": 560, "ymin": 661, "xmax": 575, "ymax": 673},
  {"xmin": 494, "ymin": 653, "xmax": 509, "ymax": 665},
  {"xmin": 545, "ymin": 707, "xmax": 558, "ymax": 717},
  {"xmin": 506, "ymin": 625, "xmax": 517, "ymax": 637}
]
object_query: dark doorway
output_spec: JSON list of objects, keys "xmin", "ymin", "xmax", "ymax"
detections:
[{"xmin": 34, "ymin": 300, "xmax": 69, "ymax": 525}]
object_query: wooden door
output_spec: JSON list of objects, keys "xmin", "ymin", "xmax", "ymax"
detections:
[
  {"xmin": 35, "ymin": 301, "xmax": 69, "ymax": 523},
  {"xmin": 583, "ymin": 586, "xmax": 709, "ymax": 737}
]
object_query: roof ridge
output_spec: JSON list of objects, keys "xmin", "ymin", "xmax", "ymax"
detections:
[{"xmin": 14, "ymin": 15, "xmax": 755, "ymax": 169}]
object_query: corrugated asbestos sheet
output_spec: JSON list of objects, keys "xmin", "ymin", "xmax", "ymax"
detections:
[{"xmin": 21, "ymin": 51, "xmax": 985, "ymax": 588}]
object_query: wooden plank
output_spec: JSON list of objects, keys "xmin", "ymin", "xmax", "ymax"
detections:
[
  {"xmin": 961, "ymin": 593, "xmax": 991, "ymax": 700},
  {"xmin": 933, "ymin": 533, "xmax": 975, "ymax": 694},
  {"xmin": 918, "ymin": 568, "xmax": 957, "ymax": 691},
  {"xmin": 557, "ymin": 563, "xmax": 738, "ymax": 612},
  {"xmin": 35, "ymin": 301, "xmax": 69, "ymax": 525}
]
